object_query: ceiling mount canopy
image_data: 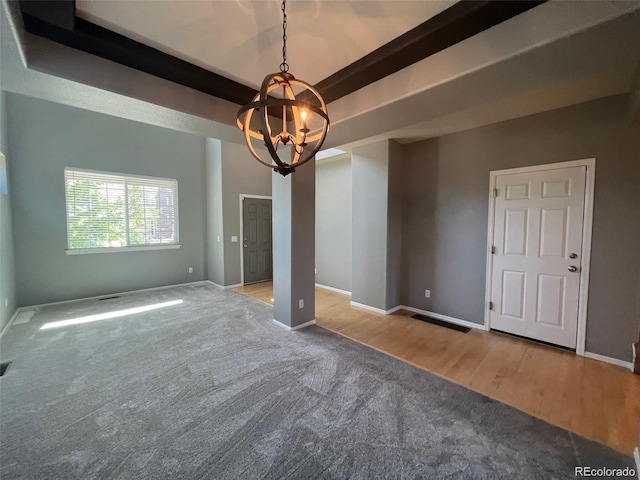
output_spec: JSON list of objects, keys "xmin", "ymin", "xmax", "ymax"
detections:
[{"xmin": 236, "ymin": 0, "xmax": 330, "ymax": 177}]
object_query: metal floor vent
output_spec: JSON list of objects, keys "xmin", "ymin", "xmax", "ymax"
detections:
[
  {"xmin": 0, "ymin": 362, "xmax": 11, "ymax": 377},
  {"xmin": 411, "ymin": 314, "xmax": 471, "ymax": 333},
  {"xmin": 99, "ymin": 296, "xmax": 121, "ymax": 301},
  {"xmin": 13, "ymin": 310, "xmax": 36, "ymax": 325}
]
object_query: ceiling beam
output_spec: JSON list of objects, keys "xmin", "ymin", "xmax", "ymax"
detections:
[
  {"xmin": 18, "ymin": 0, "xmax": 75, "ymax": 31},
  {"xmin": 17, "ymin": 0, "xmax": 548, "ymax": 109},
  {"xmin": 18, "ymin": 0, "xmax": 258, "ymax": 106},
  {"xmin": 314, "ymin": 0, "xmax": 547, "ymax": 104}
]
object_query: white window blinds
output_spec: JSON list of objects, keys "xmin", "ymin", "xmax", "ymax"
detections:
[{"xmin": 64, "ymin": 168, "xmax": 179, "ymax": 250}]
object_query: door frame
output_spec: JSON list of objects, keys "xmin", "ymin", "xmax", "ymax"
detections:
[
  {"xmin": 483, "ymin": 158, "xmax": 596, "ymax": 356},
  {"xmin": 239, "ymin": 194, "xmax": 273, "ymax": 286}
]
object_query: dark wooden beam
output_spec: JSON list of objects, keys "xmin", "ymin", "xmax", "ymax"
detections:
[
  {"xmin": 313, "ymin": 1, "xmax": 548, "ymax": 103},
  {"xmin": 18, "ymin": 0, "xmax": 75, "ymax": 31},
  {"xmin": 18, "ymin": 0, "xmax": 548, "ymax": 108},
  {"xmin": 19, "ymin": 2, "xmax": 258, "ymax": 106}
]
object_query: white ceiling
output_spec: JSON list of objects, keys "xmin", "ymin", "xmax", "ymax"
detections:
[{"xmin": 75, "ymin": 0, "xmax": 456, "ymax": 88}]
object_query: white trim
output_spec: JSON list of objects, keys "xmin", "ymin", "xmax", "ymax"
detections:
[
  {"xmin": 239, "ymin": 194, "xmax": 272, "ymax": 286},
  {"xmin": 633, "ymin": 448, "xmax": 639, "ymax": 480},
  {"xmin": 66, "ymin": 244, "xmax": 181, "ymax": 255},
  {"xmin": 490, "ymin": 159, "xmax": 597, "ymax": 176},
  {"xmin": 347, "ymin": 301, "xmax": 484, "ymax": 329},
  {"xmin": 400, "ymin": 306, "xmax": 485, "ymax": 330},
  {"xmin": 0, "ymin": 308, "xmax": 22, "ymax": 340},
  {"xmin": 584, "ymin": 351, "xmax": 634, "ymax": 371},
  {"xmin": 386, "ymin": 305, "xmax": 403, "ymax": 314},
  {"xmin": 272, "ymin": 318, "xmax": 316, "ymax": 331},
  {"xmin": 483, "ymin": 170, "xmax": 497, "ymax": 332},
  {"xmin": 576, "ymin": 160, "xmax": 596, "ymax": 356},
  {"xmin": 349, "ymin": 301, "xmax": 401, "ymax": 315},
  {"xmin": 315, "ymin": 283, "xmax": 351, "ymax": 296},
  {"xmin": 9, "ymin": 281, "xmax": 210, "ymax": 312},
  {"xmin": 64, "ymin": 167, "xmax": 180, "ymax": 250},
  {"xmin": 484, "ymin": 158, "xmax": 596, "ymax": 355},
  {"xmin": 207, "ymin": 281, "xmax": 243, "ymax": 290},
  {"xmin": 64, "ymin": 166, "xmax": 178, "ymax": 184}
]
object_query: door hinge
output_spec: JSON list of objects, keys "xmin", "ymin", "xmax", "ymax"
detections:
[
  {"xmin": 491, "ymin": 245, "xmax": 496, "ymax": 254},
  {"xmin": 493, "ymin": 188, "xmax": 498, "ymax": 198},
  {"xmin": 489, "ymin": 301, "xmax": 494, "ymax": 310}
]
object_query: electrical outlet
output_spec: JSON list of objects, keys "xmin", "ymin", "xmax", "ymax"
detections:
[
  {"xmin": 217, "ymin": 235, "xmax": 220, "ymax": 242},
  {"xmin": 188, "ymin": 267, "xmax": 194, "ymax": 274},
  {"xmin": 231, "ymin": 236, "xmax": 238, "ymax": 243},
  {"xmin": 299, "ymin": 299, "xmax": 304, "ymax": 309},
  {"xmin": 4, "ymin": 298, "xmax": 7, "ymax": 308},
  {"xmin": 425, "ymin": 290, "xmax": 431, "ymax": 298}
]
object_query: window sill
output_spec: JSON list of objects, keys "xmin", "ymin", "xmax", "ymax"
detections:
[{"xmin": 65, "ymin": 244, "xmax": 181, "ymax": 255}]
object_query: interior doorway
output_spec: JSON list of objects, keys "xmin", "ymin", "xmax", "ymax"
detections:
[
  {"xmin": 485, "ymin": 159, "xmax": 595, "ymax": 353},
  {"xmin": 240, "ymin": 195, "xmax": 273, "ymax": 285}
]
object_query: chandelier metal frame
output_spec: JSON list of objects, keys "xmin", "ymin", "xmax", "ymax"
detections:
[{"xmin": 236, "ymin": 0, "xmax": 330, "ymax": 176}]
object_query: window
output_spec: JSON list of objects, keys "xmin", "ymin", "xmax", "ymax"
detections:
[{"xmin": 64, "ymin": 168, "xmax": 179, "ymax": 253}]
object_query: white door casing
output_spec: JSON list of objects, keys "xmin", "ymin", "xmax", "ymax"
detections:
[{"xmin": 486, "ymin": 160, "xmax": 595, "ymax": 350}]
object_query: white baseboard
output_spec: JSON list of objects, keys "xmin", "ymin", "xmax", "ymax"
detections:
[
  {"xmin": 583, "ymin": 351, "xmax": 634, "ymax": 371},
  {"xmin": 400, "ymin": 306, "xmax": 485, "ymax": 330},
  {"xmin": 0, "ymin": 308, "xmax": 22, "ymax": 340},
  {"xmin": 633, "ymin": 448, "xmax": 639, "ymax": 480},
  {"xmin": 207, "ymin": 281, "xmax": 242, "ymax": 290},
  {"xmin": 350, "ymin": 301, "xmax": 401, "ymax": 315},
  {"xmin": 348, "ymin": 301, "xmax": 482, "ymax": 329},
  {"xmin": 6, "ymin": 281, "xmax": 210, "ymax": 316},
  {"xmin": 272, "ymin": 318, "xmax": 316, "ymax": 331},
  {"xmin": 315, "ymin": 283, "xmax": 351, "ymax": 296}
]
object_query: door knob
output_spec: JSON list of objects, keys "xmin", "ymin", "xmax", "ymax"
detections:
[
  {"xmin": 244, "ymin": 244, "xmax": 248, "ymax": 248},
  {"xmin": 568, "ymin": 266, "xmax": 578, "ymax": 272}
]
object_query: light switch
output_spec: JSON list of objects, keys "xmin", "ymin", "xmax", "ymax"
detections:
[{"xmin": 231, "ymin": 236, "xmax": 238, "ymax": 243}]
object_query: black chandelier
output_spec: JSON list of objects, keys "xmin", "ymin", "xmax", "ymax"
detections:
[{"xmin": 236, "ymin": 0, "xmax": 330, "ymax": 176}]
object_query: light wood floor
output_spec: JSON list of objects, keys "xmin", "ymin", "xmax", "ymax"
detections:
[{"xmin": 233, "ymin": 281, "xmax": 640, "ymax": 455}]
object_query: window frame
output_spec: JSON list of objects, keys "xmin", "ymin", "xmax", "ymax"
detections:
[{"xmin": 64, "ymin": 167, "xmax": 180, "ymax": 255}]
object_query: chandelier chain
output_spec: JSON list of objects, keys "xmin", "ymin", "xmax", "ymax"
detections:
[{"xmin": 280, "ymin": 0, "xmax": 289, "ymax": 72}]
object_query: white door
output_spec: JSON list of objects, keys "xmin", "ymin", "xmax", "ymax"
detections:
[{"xmin": 489, "ymin": 165, "xmax": 586, "ymax": 348}]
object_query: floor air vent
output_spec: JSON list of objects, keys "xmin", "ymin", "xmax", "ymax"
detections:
[
  {"xmin": 99, "ymin": 296, "xmax": 121, "ymax": 301},
  {"xmin": 0, "ymin": 362, "xmax": 11, "ymax": 377},
  {"xmin": 411, "ymin": 314, "xmax": 470, "ymax": 333},
  {"xmin": 13, "ymin": 310, "xmax": 36, "ymax": 325}
]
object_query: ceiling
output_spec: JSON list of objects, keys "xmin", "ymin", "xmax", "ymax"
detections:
[
  {"xmin": 3, "ymin": 0, "xmax": 640, "ymax": 153},
  {"xmin": 75, "ymin": 0, "xmax": 456, "ymax": 89}
]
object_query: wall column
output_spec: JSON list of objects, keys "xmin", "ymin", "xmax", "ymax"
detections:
[
  {"xmin": 352, "ymin": 140, "xmax": 402, "ymax": 312},
  {"xmin": 272, "ymin": 160, "xmax": 316, "ymax": 330}
]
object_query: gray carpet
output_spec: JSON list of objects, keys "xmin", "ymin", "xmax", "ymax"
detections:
[{"xmin": 0, "ymin": 285, "xmax": 633, "ymax": 479}]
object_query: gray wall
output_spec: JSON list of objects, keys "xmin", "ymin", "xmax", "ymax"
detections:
[
  {"xmin": 8, "ymin": 93, "xmax": 207, "ymax": 306},
  {"xmin": 205, "ymin": 138, "xmax": 225, "ymax": 286},
  {"xmin": 0, "ymin": 90, "xmax": 17, "ymax": 330},
  {"xmin": 400, "ymin": 94, "xmax": 640, "ymax": 362},
  {"xmin": 315, "ymin": 156, "xmax": 352, "ymax": 292},
  {"xmin": 219, "ymin": 142, "xmax": 272, "ymax": 286},
  {"xmin": 386, "ymin": 141, "xmax": 404, "ymax": 310},
  {"xmin": 273, "ymin": 160, "xmax": 316, "ymax": 328},
  {"xmin": 352, "ymin": 140, "xmax": 403, "ymax": 311},
  {"xmin": 352, "ymin": 141, "xmax": 390, "ymax": 310}
]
